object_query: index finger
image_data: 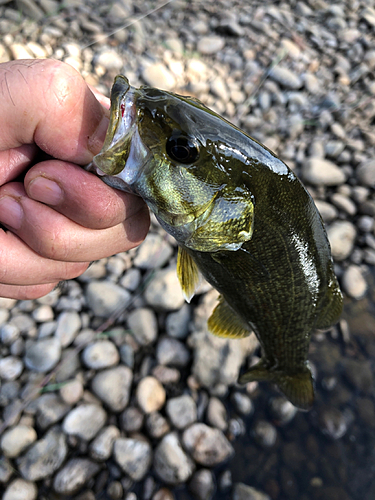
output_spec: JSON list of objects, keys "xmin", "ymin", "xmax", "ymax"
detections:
[{"xmin": 0, "ymin": 59, "xmax": 109, "ymax": 171}]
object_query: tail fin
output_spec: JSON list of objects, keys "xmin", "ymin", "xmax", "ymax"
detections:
[{"xmin": 239, "ymin": 360, "xmax": 314, "ymax": 411}]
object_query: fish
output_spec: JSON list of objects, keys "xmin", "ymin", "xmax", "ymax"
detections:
[{"xmin": 89, "ymin": 75, "xmax": 343, "ymax": 410}]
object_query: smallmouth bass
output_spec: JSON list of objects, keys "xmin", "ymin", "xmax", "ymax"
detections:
[{"xmin": 89, "ymin": 75, "xmax": 343, "ymax": 410}]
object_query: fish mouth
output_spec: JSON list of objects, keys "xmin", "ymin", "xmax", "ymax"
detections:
[{"xmin": 92, "ymin": 75, "xmax": 150, "ymax": 192}]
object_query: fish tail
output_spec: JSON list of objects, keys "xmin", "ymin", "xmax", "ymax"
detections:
[{"xmin": 239, "ymin": 360, "xmax": 314, "ymax": 411}]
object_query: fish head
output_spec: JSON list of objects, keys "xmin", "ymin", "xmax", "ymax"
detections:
[{"xmin": 93, "ymin": 75, "xmax": 255, "ymax": 253}]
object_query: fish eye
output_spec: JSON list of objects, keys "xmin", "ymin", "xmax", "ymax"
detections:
[{"xmin": 166, "ymin": 134, "xmax": 199, "ymax": 164}]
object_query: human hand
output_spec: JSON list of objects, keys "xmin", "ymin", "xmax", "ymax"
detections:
[{"xmin": 0, "ymin": 59, "xmax": 150, "ymax": 300}]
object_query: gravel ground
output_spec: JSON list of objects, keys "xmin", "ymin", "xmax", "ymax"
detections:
[{"xmin": 1, "ymin": 0, "xmax": 375, "ymax": 499}]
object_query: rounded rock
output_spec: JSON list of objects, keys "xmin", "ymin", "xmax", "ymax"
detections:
[
  {"xmin": 270, "ymin": 66, "xmax": 302, "ymax": 89},
  {"xmin": 206, "ymin": 397, "xmax": 228, "ymax": 431},
  {"xmin": 154, "ymin": 432, "xmax": 195, "ymax": 485},
  {"xmin": 24, "ymin": 338, "xmax": 61, "ymax": 372},
  {"xmin": 85, "ymin": 281, "xmax": 130, "ymax": 317},
  {"xmin": 1, "ymin": 425, "xmax": 37, "ymax": 458},
  {"xmin": 113, "ymin": 437, "xmax": 152, "ymax": 481},
  {"xmin": 142, "ymin": 63, "xmax": 176, "ymax": 91},
  {"xmin": 0, "ymin": 356, "xmax": 23, "ymax": 380},
  {"xmin": 91, "ymin": 366, "xmax": 132, "ymax": 412},
  {"xmin": 63, "ymin": 404, "xmax": 106, "ymax": 440},
  {"xmin": 357, "ymin": 159, "xmax": 375, "ymax": 187},
  {"xmin": 53, "ymin": 458, "xmax": 100, "ymax": 495},
  {"xmin": 233, "ymin": 483, "xmax": 271, "ymax": 500},
  {"xmin": 327, "ymin": 221, "xmax": 356, "ymax": 261},
  {"xmin": 182, "ymin": 423, "xmax": 234, "ymax": 466},
  {"xmin": 136, "ymin": 376, "xmax": 166, "ymax": 414},
  {"xmin": 144, "ymin": 268, "xmax": 185, "ymax": 311},
  {"xmin": 302, "ymin": 158, "xmax": 346, "ymax": 186},
  {"xmin": 127, "ymin": 307, "xmax": 158, "ymax": 346},
  {"xmin": 197, "ymin": 36, "xmax": 225, "ymax": 55},
  {"xmin": 90, "ymin": 425, "xmax": 120, "ymax": 461},
  {"xmin": 3, "ymin": 479, "xmax": 37, "ymax": 500},
  {"xmin": 82, "ymin": 340, "xmax": 120, "ymax": 369},
  {"xmin": 54, "ymin": 310, "xmax": 81, "ymax": 347},
  {"xmin": 156, "ymin": 337, "xmax": 190, "ymax": 366},
  {"xmin": 253, "ymin": 420, "xmax": 277, "ymax": 447},
  {"xmin": 166, "ymin": 395, "xmax": 197, "ymax": 429},
  {"xmin": 341, "ymin": 265, "xmax": 367, "ymax": 299},
  {"xmin": 189, "ymin": 468, "xmax": 215, "ymax": 500}
]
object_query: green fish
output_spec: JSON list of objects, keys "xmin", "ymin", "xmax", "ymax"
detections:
[{"xmin": 90, "ymin": 75, "xmax": 343, "ymax": 410}]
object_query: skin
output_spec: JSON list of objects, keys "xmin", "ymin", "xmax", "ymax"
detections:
[{"xmin": 0, "ymin": 59, "xmax": 150, "ymax": 300}]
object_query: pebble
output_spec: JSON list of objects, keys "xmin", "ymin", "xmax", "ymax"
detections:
[
  {"xmin": 146, "ymin": 411, "xmax": 170, "ymax": 439},
  {"xmin": 166, "ymin": 395, "xmax": 197, "ymax": 429},
  {"xmin": 24, "ymin": 337, "xmax": 61, "ymax": 372},
  {"xmin": 330, "ymin": 193, "xmax": 356, "ymax": 216},
  {"xmin": 85, "ymin": 281, "xmax": 131, "ymax": 317},
  {"xmin": 127, "ymin": 307, "xmax": 158, "ymax": 346},
  {"xmin": 133, "ymin": 233, "xmax": 173, "ymax": 269},
  {"xmin": 62, "ymin": 404, "xmax": 107, "ymax": 440},
  {"xmin": 165, "ymin": 304, "xmax": 191, "ymax": 339},
  {"xmin": 91, "ymin": 366, "xmax": 132, "ymax": 412},
  {"xmin": 197, "ymin": 36, "xmax": 225, "ymax": 54},
  {"xmin": 231, "ymin": 392, "xmax": 254, "ymax": 416},
  {"xmin": 113, "ymin": 438, "xmax": 152, "ymax": 481},
  {"xmin": 302, "ymin": 158, "xmax": 346, "ymax": 186},
  {"xmin": 120, "ymin": 407, "xmax": 144, "ymax": 433},
  {"xmin": 154, "ymin": 432, "xmax": 195, "ymax": 484},
  {"xmin": 59, "ymin": 379, "xmax": 84, "ymax": 405},
  {"xmin": 356, "ymin": 159, "xmax": 375, "ymax": 187},
  {"xmin": 189, "ymin": 468, "xmax": 215, "ymax": 500},
  {"xmin": 341, "ymin": 265, "xmax": 367, "ymax": 299},
  {"xmin": 318, "ymin": 407, "xmax": 351, "ymax": 440},
  {"xmin": 32, "ymin": 305, "xmax": 54, "ymax": 322},
  {"xmin": 142, "ymin": 63, "xmax": 176, "ymax": 90},
  {"xmin": 35, "ymin": 393, "xmax": 71, "ymax": 429},
  {"xmin": 327, "ymin": 221, "xmax": 357, "ymax": 261},
  {"xmin": 0, "ymin": 356, "xmax": 23, "ymax": 380},
  {"xmin": 233, "ymin": 483, "xmax": 271, "ymax": 500},
  {"xmin": 156, "ymin": 337, "xmax": 190, "ymax": 366},
  {"xmin": 1, "ymin": 425, "xmax": 37, "ymax": 458},
  {"xmin": 17, "ymin": 426, "xmax": 68, "ymax": 481},
  {"xmin": 94, "ymin": 49, "xmax": 124, "ymax": 72},
  {"xmin": 53, "ymin": 458, "xmax": 100, "ymax": 495},
  {"xmin": 269, "ymin": 397, "xmax": 297, "ymax": 425},
  {"xmin": 206, "ymin": 397, "xmax": 228, "ymax": 431},
  {"xmin": 252, "ymin": 420, "xmax": 278, "ymax": 448},
  {"xmin": 270, "ymin": 66, "xmax": 302, "ymax": 89},
  {"xmin": 144, "ymin": 267, "xmax": 185, "ymax": 311},
  {"xmin": 90, "ymin": 425, "xmax": 120, "ymax": 461},
  {"xmin": 82, "ymin": 340, "xmax": 120, "ymax": 369},
  {"xmin": 2, "ymin": 479, "xmax": 37, "ymax": 500},
  {"xmin": 182, "ymin": 423, "xmax": 234, "ymax": 466},
  {"xmin": 136, "ymin": 376, "xmax": 166, "ymax": 413},
  {"xmin": 342, "ymin": 359, "xmax": 374, "ymax": 393},
  {"xmin": 54, "ymin": 310, "xmax": 81, "ymax": 347}
]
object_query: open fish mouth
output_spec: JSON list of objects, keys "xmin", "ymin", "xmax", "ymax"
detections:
[{"xmin": 91, "ymin": 75, "xmax": 150, "ymax": 192}]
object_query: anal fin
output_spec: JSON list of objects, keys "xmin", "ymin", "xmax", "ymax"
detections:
[
  {"xmin": 177, "ymin": 247, "xmax": 201, "ymax": 303},
  {"xmin": 239, "ymin": 359, "xmax": 314, "ymax": 411},
  {"xmin": 208, "ymin": 296, "xmax": 251, "ymax": 339}
]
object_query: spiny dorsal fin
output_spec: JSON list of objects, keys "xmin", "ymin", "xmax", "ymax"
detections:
[
  {"xmin": 208, "ymin": 296, "xmax": 251, "ymax": 339},
  {"xmin": 177, "ymin": 247, "xmax": 201, "ymax": 303},
  {"xmin": 239, "ymin": 360, "xmax": 314, "ymax": 411}
]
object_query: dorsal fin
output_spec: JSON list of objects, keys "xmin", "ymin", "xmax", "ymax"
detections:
[
  {"xmin": 177, "ymin": 247, "xmax": 201, "ymax": 303},
  {"xmin": 208, "ymin": 296, "xmax": 251, "ymax": 339}
]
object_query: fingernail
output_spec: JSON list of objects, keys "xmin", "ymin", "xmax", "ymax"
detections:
[
  {"xmin": 88, "ymin": 114, "xmax": 109, "ymax": 155},
  {"xmin": 28, "ymin": 177, "xmax": 63, "ymax": 205},
  {"xmin": 0, "ymin": 196, "xmax": 23, "ymax": 230}
]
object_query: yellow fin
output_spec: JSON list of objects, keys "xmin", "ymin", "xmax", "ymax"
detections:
[
  {"xmin": 177, "ymin": 247, "xmax": 200, "ymax": 303},
  {"xmin": 239, "ymin": 360, "xmax": 314, "ymax": 411},
  {"xmin": 208, "ymin": 296, "xmax": 251, "ymax": 339}
]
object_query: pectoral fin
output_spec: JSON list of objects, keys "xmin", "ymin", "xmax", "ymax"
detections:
[
  {"xmin": 239, "ymin": 360, "xmax": 314, "ymax": 411},
  {"xmin": 177, "ymin": 247, "xmax": 201, "ymax": 303},
  {"xmin": 208, "ymin": 296, "xmax": 251, "ymax": 339}
]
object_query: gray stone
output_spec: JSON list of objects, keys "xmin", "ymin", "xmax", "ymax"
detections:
[
  {"xmin": 233, "ymin": 483, "xmax": 271, "ymax": 500},
  {"xmin": 3, "ymin": 479, "xmax": 37, "ymax": 500},
  {"xmin": 82, "ymin": 340, "xmax": 119, "ymax": 369},
  {"xmin": 1, "ymin": 323, "xmax": 19, "ymax": 344},
  {"xmin": 342, "ymin": 359, "xmax": 374, "ymax": 393},
  {"xmin": 17, "ymin": 426, "xmax": 67, "ymax": 481},
  {"xmin": 327, "ymin": 221, "xmax": 356, "ymax": 261},
  {"xmin": 120, "ymin": 267, "xmax": 141, "ymax": 291},
  {"xmin": 0, "ymin": 356, "xmax": 23, "ymax": 380},
  {"xmin": 206, "ymin": 397, "xmax": 228, "ymax": 431},
  {"xmin": 269, "ymin": 397, "xmax": 297, "ymax": 424},
  {"xmin": 133, "ymin": 233, "xmax": 173, "ymax": 269},
  {"xmin": 302, "ymin": 158, "xmax": 346, "ymax": 186},
  {"xmin": 120, "ymin": 406, "xmax": 144, "ymax": 433},
  {"xmin": 197, "ymin": 36, "xmax": 225, "ymax": 54},
  {"xmin": 85, "ymin": 281, "xmax": 130, "ymax": 317},
  {"xmin": 32, "ymin": 305, "xmax": 54, "ymax": 323},
  {"xmin": 252, "ymin": 420, "xmax": 277, "ymax": 447},
  {"xmin": 92, "ymin": 366, "xmax": 132, "ymax": 412},
  {"xmin": 166, "ymin": 304, "xmax": 191, "ymax": 338},
  {"xmin": 146, "ymin": 411, "xmax": 170, "ymax": 439},
  {"xmin": 318, "ymin": 407, "xmax": 352, "ymax": 440},
  {"xmin": 95, "ymin": 49, "xmax": 124, "ymax": 72},
  {"xmin": 127, "ymin": 307, "xmax": 158, "ymax": 346},
  {"xmin": 330, "ymin": 193, "xmax": 356, "ymax": 216},
  {"xmin": 182, "ymin": 423, "xmax": 234, "ymax": 466},
  {"xmin": 63, "ymin": 404, "xmax": 106, "ymax": 440},
  {"xmin": 15, "ymin": 0, "xmax": 44, "ymax": 20},
  {"xmin": 270, "ymin": 66, "xmax": 302, "ymax": 89},
  {"xmin": 35, "ymin": 393, "xmax": 71, "ymax": 429},
  {"xmin": 156, "ymin": 337, "xmax": 190, "ymax": 366},
  {"xmin": 357, "ymin": 159, "xmax": 375, "ymax": 187},
  {"xmin": 0, "ymin": 455, "xmax": 13, "ymax": 483},
  {"xmin": 1, "ymin": 425, "xmax": 37, "ymax": 458},
  {"xmin": 136, "ymin": 376, "xmax": 166, "ymax": 414},
  {"xmin": 55, "ymin": 311, "xmax": 81, "ymax": 347},
  {"xmin": 113, "ymin": 437, "xmax": 152, "ymax": 480},
  {"xmin": 166, "ymin": 395, "xmax": 197, "ymax": 429},
  {"xmin": 144, "ymin": 267, "xmax": 185, "ymax": 311},
  {"xmin": 341, "ymin": 265, "xmax": 367, "ymax": 299},
  {"xmin": 189, "ymin": 469, "xmax": 215, "ymax": 500},
  {"xmin": 154, "ymin": 432, "xmax": 195, "ymax": 484},
  {"xmin": 232, "ymin": 392, "xmax": 253, "ymax": 416},
  {"xmin": 59, "ymin": 379, "xmax": 84, "ymax": 405},
  {"xmin": 142, "ymin": 63, "xmax": 176, "ymax": 91},
  {"xmin": 90, "ymin": 425, "xmax": 120, "ymax": 461},
  {"xmin": 53, "ymin": 458, "xmax": 100, "ymax": 495},
  {"xmin": 24, "ymin": 337, "xmax": 61, "ymax": 372}
]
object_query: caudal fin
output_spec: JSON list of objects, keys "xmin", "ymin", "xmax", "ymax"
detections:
[{"xmin": 239, "ymin": 360, "xmax": 314, "ymax": 411}]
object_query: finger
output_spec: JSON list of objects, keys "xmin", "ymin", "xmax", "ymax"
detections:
[
  {"xmin": 0, "ymin": 145, "xmax": 38, "ymax": 185},
  {"xmin": 0, "ymin": 183, "xmax": 150, "ymax": 262},
  {"xmin": 0, "ymin": 282, "xmax": 59, "ymax": 300},
  {"xmin": 0, "ymin": 229, "xmax": 89, "ymax": 286},
  {"xmin": 0, "ymin": 59, "xmax": 109, "ymax": 164},
  {"xmin": 24, "ymin": 160, "xmax": 146, "ymax": 230}
]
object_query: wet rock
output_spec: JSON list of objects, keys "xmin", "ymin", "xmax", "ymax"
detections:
[
  {"xmin": 197, "ymin": 36, "xmax": 225, "ymax": 54},
  {"xmin": 54, "ymin": 310, "xmax": 81, "ymax": 347},
  {"xmin": 113, "ymin": 437, "xmax": 152, "ymax": 480},
  {"xmin": 327, "ymin": 221, "xmax": 356, "ymax": 261},
  {"xmin": 206, "ymin": 397, "xmax": 228, "ymax": 431},
  {"xmin": 82, "ymin": 340, "xmax": 120, "ymax": 369},
  {"xmin": 24, "ymin": 337, "xmax": 61, "ymax": 372},
  {"xmin": 156, "ymin": 337, "xmax": 190, "ymax": 366},
  {"xmin": 166, "ymin": 395, "xmax": 197, "ymax": 429},
  {"xmin": 182, "ymin": 423, "xmax": 234, "ymax": 466},
  {"xmin": 127, "ymin": 307, "xmax": 158, "ymax": 346},
  {"xmin": 90, "ymin": 425, "xmax": 120, "ymax": 461},
  {"xmin": 233, "ymin": 483, "xmax": 271, "ymax": 500},
  {"xmin": 3, "ymin": 478, "xmax": 37, "ymax": 500},
  {"xmin": 17, "ymin": 426, "xmax": 67, "ymax": 481},
  {"xmin": 136, "ymin": 376, "xmax": 166, "ymax": 413},
  {"xmin": 144, "ymin": 267, "xmax": 185, "ymax": 311},
  {"xmin": 189, "ymin": 468, "xmax": 215, "ymax": 500},
  {"xmin": 0, "ymin": 356, "xmax": 23, "ymax": 380},
  {"xmin": 63, "ymin": 404, "xmax": 106, "ymax": 440},
  {"xmin": 53, "ymin": 458, "xmax": 100, "ymax": 495},
  {"xmin": 1, "ymin": 425, "xmax": 37, "ymax": 458},
  {"xmin": 91, "ymin": 366, "xmax": 132, "ymax": 412},
  {"xmin": 252, "ymin": 420, "xmax": 277, "ymax": 447},
  {"xmin": 341, "ymin": 265, "xmax": 367, "ymax": 299},
  {"xmin": 154, "ymin": 432, "xmax": 195, "ymax": 484},
  {"xmin": 142, "ymin": 63, "xmax": 176, "ymax": 90},
  {"xmin": 85, "ymin": 281, "xmax": 130, "ymax": 317},
  {"xmin": 302, "ymin": 158, "xmax": 346, "ymax": 186}
]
